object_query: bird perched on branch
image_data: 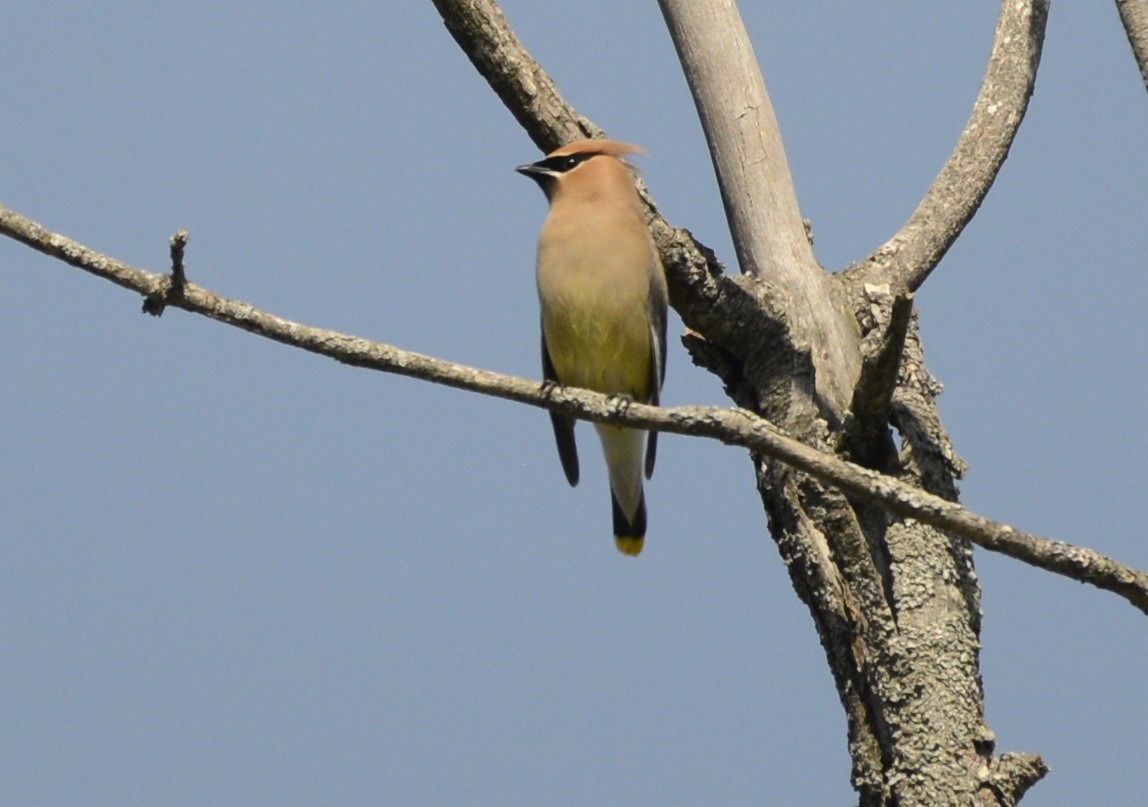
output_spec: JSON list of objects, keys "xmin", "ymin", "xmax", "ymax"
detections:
[{"xmin": 517, "ymin": 139, "xmax": 668, "ymax": 556}]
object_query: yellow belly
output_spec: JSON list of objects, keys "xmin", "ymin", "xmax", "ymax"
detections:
[{"xmin": 542, "ymin": 294, "xmax": 651, "ymax": 401}]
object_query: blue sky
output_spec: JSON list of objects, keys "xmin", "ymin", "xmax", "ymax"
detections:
[{"xmin": 2, "ymin": 3, "xmax": 1146, "ymax": 805}]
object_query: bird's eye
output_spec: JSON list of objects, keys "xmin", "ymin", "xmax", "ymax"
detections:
[{"xmin": 535, "ymin": 152, "xmax": 594, "ymax": 174}]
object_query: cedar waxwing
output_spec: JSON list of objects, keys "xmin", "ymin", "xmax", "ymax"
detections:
[{"xmin": 517, "ymin": 139, "xmax": 668, "ymax": 556}]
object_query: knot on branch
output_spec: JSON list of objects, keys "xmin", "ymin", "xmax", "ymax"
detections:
[
  {"xmin": 977, "ymin": 751, "xmax": 1049, "ymax": 806},
  {"xmin": 142, "ymin": 229, "xmax": 189, "ymax": 316}
]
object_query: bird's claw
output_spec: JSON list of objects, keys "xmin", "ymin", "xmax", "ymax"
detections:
[{"xmin": 606, "ymin": 393, "xmax": 634, "ymax": 419}]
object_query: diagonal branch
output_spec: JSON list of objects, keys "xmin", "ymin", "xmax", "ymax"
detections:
[
  {"xmin": 845, "ymin": 0, "xmax": 1049, "ymax": 294},
  {"xmin": 430, "ymin": 0, "xmax": 599, "ymax": 154},
  {"xmin": 4, "ymin": 201, "xmax": 1147, "ymax": 617},
  {"xmin": 1116, "ymin": 0, "xmax": 1148, "ymax": 92}
]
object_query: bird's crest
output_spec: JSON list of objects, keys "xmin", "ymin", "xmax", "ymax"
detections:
[{"xmin": 548, "ymin": 139, "xmax": 645, "ymax": 161}]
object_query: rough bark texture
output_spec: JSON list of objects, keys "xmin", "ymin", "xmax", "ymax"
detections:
[
  {"xmin": 656, "ymin": 1, "xmax": 1050, "ymax": 804},
  {"xmin": 1116, "ymin": 0, "xmax": 1148, "ymax": 92}
]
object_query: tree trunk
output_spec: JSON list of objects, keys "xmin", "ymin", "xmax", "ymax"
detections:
[{"xmin": 656, "ymin": 1, "xmax": 1047, "ymax": 803}]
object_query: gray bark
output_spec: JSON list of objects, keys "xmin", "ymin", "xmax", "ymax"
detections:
[
  {"xmin": 1116, "ymin": 0, "xmax": 1148, "ymax": 92},
  {"xmin": 657, "ymin": 1, "xmax": 1048, "ymax": 803}
]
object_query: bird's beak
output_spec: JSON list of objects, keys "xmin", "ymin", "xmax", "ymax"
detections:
[
  {"xmin": 515, "ymin": 163, "xmax": 547, "ymax": 178},
  {"xmin": 516, "ymin": 162, "xmax": 556, "ymax": 193}
]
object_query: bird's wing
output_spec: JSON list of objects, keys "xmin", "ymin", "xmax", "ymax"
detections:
[
  {"xmin": 644, "ymin": 277, "xmax": 668, "ymax": 479},
  {"xmin": 542, "ymin": 330, "xmax": 580, "ymax": 486}
]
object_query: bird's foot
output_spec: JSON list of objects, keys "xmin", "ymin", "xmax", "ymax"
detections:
[{"xmin": 606, "ymin": 393, "xmax": 635, "ymax": 420}]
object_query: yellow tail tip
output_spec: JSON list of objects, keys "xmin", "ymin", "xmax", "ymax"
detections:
[{"xmin": 615, "ymin": 536, "xmax": 644, "ymax": 556}]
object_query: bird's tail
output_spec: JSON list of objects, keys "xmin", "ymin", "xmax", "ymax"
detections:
[
  {"xmin": 597, "ymin": 424, "xmax": 648, "ymax": 556},
  {"xmin": 612, "ymin": 489, "xmax": 647, "ymax": 556}
]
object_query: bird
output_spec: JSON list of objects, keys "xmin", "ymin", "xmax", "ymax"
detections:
[{"xmin": 517, "ymin": 139, "xmax": 668, "ymax": 556}]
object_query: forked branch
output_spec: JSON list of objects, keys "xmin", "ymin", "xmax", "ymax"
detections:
[{"xmin": 657, "ymin": 0, "xmax": 861, "ymax": 415}]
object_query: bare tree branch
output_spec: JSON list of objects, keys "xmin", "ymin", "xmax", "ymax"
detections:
[
  {"xmin": 655, "ymin": 0, "xmax": 811, "ymax": 283},
  {"xmin": 4, "ymin": 201, "xmax": 1146, "ymax": 618},
  {"xmin": 845, "ymin": 0, "xmax": 1049, "ymax": 295},
  {"xmin": 430, "ymin": 0, "xmax": 599, "ymax": 154},
  {"xmin": 657, "ymin": 0, "xmax": 862, "ymax": 416},
  {"xmin": 1116, "ymin": 0, "xmax": 1148, "ymax": 92}
]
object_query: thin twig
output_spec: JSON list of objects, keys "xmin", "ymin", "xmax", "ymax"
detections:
[
  {"xmin": 170, "ymin": 229, "xmax": 188, "ymax": 284},
  {"xmin": 3, "ymin": 200, "xmax": 1146, "ymax": 616},
  {"xmin": 143, "ymin": 229, "xmax": 190, "ymax": 316}
]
